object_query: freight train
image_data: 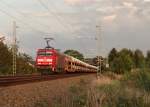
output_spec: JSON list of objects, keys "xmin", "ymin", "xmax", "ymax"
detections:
[{"xmin": 35, "ymin": 48, "xmax": 97, "ymax": 74}]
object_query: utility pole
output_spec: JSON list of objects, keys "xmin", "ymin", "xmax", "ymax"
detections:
[
  {"xmin": 96, "ymin": 25, "xmax": 102, "ymax": 77},
  {"xmin": 97, "ymin": 56, "xmax": 102, "ymax": 73},
  {"xmin": 12, "ymin": 21, "xmax": 17, "ymax": 76}
]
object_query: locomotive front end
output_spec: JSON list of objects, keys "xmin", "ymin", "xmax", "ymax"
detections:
[{"xmin": 36, "ymin": 49, "xmax": 56, "ymax": 73}]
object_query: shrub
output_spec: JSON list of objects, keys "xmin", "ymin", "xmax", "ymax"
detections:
[
  {"xmin": 109, "ymin": 49, "xmax": 134, "ymax": 74},
  {"xmin": 68, "ymin": 79, "xmax": 88, "ymax": 107},
  {"xmin": 34, "ymin": 100, "xmax": 49, "ymax": 107},
  {"xmin": 96, "ymin": 82, "xmax": 149, "ymax": 107},
  {"xmin": 123, "ymin": 69, "xmax": 150, "ymax": 92},
  {"xmin": 136, "ymin": 70, "xmax": 150, "ymax": 92}
]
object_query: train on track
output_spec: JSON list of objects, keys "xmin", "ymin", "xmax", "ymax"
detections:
[{"xmin": 35, "ymin": 39, "xmax": 97, "ymax": 74}]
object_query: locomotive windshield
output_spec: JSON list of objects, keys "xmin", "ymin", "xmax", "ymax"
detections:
[{"xmin": 38, "ymin": 51, "xmax": 52, "ymax": 56}]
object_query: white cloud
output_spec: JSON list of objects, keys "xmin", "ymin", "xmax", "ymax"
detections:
[
  {"xmin": 96, "ymin": 7, "xmax": 115, "ymax": 13},
  {"xmin": 20, "ymin": 10, "xmax": 50, "ymax": 17},
  {"xmin": 144, "ymin": 0, "xmax": 150, "ymax": 2},
  {"xmin": 123, "ymin": 2, "xmax": 133, "ymax": 8},
  {"xmin": 29, "ymin": 12, "xmax": 50, "ymax": 17},
  {"xmin": 64, "ymin": 0, "xmax": 96, "ymax": 5},
  {"xmin": 103, "ymin": 14, "xmax": 117, "ymax": 21}
]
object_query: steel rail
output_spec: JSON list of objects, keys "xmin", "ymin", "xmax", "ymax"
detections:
[{"xmin": 0, "ymin": 73, "xmax": 95, "ymax": 87}]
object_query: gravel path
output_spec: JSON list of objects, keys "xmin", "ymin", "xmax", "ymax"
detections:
[{"xmin": 0, "ymin": 74, "xmax": 95, "ymax": 107}]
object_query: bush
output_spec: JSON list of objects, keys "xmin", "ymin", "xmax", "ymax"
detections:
[
  {"xmin": 68, "ymin": 79, "xmax": 88, "ymax": 107},
  {"xmin": 103, "ymin": 72, "xmax": 117, "ymax": 79},
  {"xmin": 96, "ymin": 81, "xmax": 149, "ymax": 107},
  {"xmin": 109, "ymin": 49, "xmax": 134, "ymax": 74},
  {"xmin": 50, "ymin": 79, "xmax": 89, "ymax": 107},
  {"xmin": 123, "ymin": 69, "xmax": 150, "ymax": 92},
  {"xmin": 34, "ymin": 100, "xmax": 49, "ymax": 107}
]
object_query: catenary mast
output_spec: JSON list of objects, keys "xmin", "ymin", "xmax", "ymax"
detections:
[{"xmin": 12, "ymin": 21, "xmax": 17, "ymax": 75}]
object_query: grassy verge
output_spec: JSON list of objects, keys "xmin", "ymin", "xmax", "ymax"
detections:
[{"xmin": 34, "ymin": 70, "xmax": 150, "ymax": 107}]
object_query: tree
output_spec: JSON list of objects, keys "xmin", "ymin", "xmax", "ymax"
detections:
[
  {"xmin": 108, "ymin": 48, "xmax": 118, "ymax": 63},
  {"xmin": 118, "ymin": 49, "xmax": 134, "ymax": 73},
  {"xmin": 17, "ymin": 53, "xmax": 35, "ymax": 74},
  {"xmin": 0, "ymin": 41, "xmax": 36, "ymax": 75},
  {"xmin": 146, "ymin": 50, "xmax": 150, "ymax": 68},
  {"xmin": 0, "ymin": 41, "xmax": 12, "ymax": 74},
  {"xmin": 108, "ymin": 48, "xmax": 134, "ymax": 74},
  {"xmin": 64, "ymin": 50, "xmax": 84, "ymax": 61},
  {"xmin": 134, "ymin": 49, "xmax": 145, "ymax": 68},
  {"xmin": 108, "ymin": 48, "xmax": 118, "ymax": 72}
]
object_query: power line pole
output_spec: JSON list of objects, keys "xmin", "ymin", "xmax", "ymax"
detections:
[
  {"xmin": 12, "ymin": 21, "xmax": 17, "ymax": 76},
  {"xmin": 96, "ymin": 25, "xmax": 102, "ymax": 77}
]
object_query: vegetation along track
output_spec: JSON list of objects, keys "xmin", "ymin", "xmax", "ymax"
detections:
[{"xmin": 0, "ymin": 73, "xmax": 94, "ymax": 87}]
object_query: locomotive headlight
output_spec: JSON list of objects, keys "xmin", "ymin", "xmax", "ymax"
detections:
[
  {"xmin": 38, "ymin": 62, "xmax": 41, "ymax": 64},
  {"xmin": 38, "ymin": 59, "xmax": 44, "ymax": 62},
  {"xmin": 47, "ymin": 59, "xmax": 52, "ymax": 62}
]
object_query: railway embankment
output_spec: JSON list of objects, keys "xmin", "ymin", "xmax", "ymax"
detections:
[
  {"xmin": 1, "ymin": 71, "xmax": 148, "ymax": 107},
  {"xmin": 0, "ymin": 74, "xmax": 96, "ymax": 107}
]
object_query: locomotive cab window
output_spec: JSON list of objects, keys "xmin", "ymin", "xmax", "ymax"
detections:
[{"xmin": 38, "ymin": 51, "xmax": 53, "ymax": 56}]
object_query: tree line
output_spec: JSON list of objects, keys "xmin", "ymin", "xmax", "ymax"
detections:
[
  {"xmin": 108, "ymin": 48, "xmax": 150, "ymax": 74},
  {"xmin": 0, "ymin": 41, "xmax": 35, "ymax": 75},
  {"xmin": 1, "ymin": 39, "xmax": 149, "ymax": 75}
]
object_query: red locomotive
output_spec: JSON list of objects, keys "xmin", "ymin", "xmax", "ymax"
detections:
[{"xmin": 35, "ymin": 38, "xmax": 97, "ymax": 74}]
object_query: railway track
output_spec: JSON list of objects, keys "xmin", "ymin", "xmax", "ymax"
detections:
[{"xmin": 0, "ymin": 73, "xmax": 94, "ymax": 87}]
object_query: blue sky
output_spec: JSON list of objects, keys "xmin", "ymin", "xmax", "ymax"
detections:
[{"xmin": 0, "ymin": 0, "xmax": 150, "ymax": 58}]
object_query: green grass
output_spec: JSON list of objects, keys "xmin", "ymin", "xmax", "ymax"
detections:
[
  {"xmin": 123, "ymin": 69, "xmax": 150, "ymax": 92},
  {"xmin": 35, "ymin": 70, "xmax": 150, "ymax": 107},
  {"xmin": 34, "ymin": 100, "xmax": 49, "ymax": 107},
  {"xmin": 96, "ymin": 82, "xmax": 149, "ymax": 107}
]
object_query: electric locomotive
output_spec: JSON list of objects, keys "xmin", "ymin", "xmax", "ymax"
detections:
[{"xmin": 35, "ymin": 38, "xmax": 97, "ymax": 74}]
